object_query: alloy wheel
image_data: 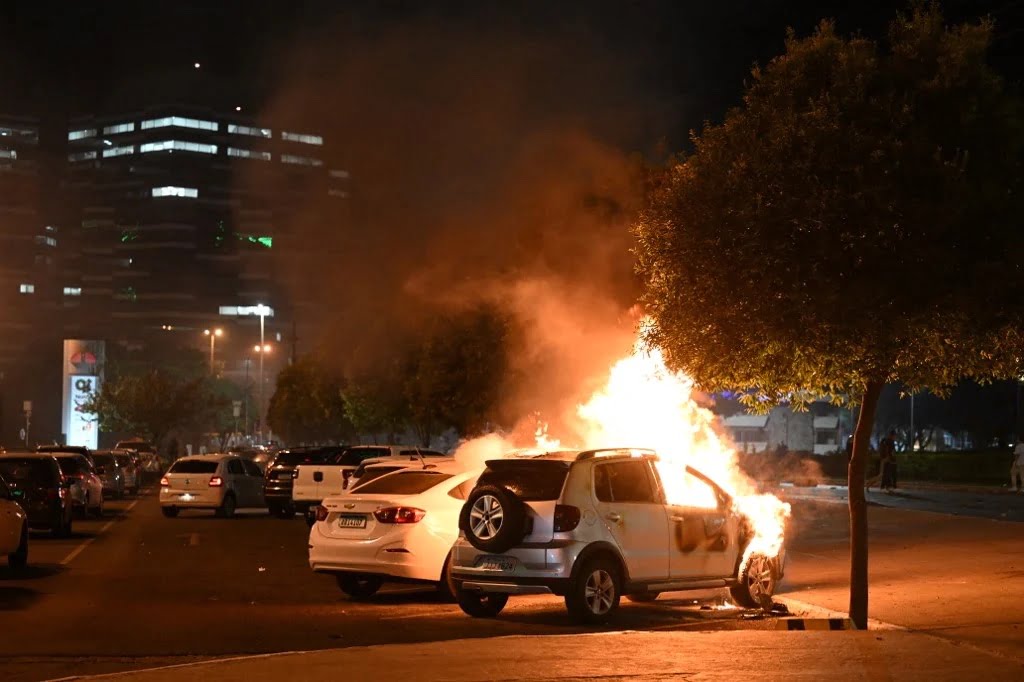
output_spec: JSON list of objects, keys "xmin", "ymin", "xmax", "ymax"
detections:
[
  {"xmin": 584, "ymin": 568, "xmax": 616, "ymax": 615},
  {"xmin": 469, "ymin": 495, "xmax": 503, "ymax": 539},
  {"xmin": 745, "ymin": 555, "xmax": 775, "ymax": 604}
]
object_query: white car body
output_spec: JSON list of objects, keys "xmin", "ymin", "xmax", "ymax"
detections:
[
  {"xmin": 309, "ymin": 463, "xmax": 479, "ymax": 585},
  {"xmin": 0, "ymin": 474, "xmax": 28, "ymax": 562},
  {"xmin": 346, "ymin": 457, "xmax": 458, "ymax": 491},
  {"xmin": 159, "ymin": 454, "xmax": 265, "ymax": 516}
]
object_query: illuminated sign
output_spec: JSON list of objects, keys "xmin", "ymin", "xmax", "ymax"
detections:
[
  {"xmin": 219, "ymin": 305, "xmax": 274, "ymax": 317},
  {"xmin": 67, "ymin": 375, "xmax": 98, "ymax": 449}
]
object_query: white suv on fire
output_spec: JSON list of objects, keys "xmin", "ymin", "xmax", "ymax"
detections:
[{"xmin": 450, "ymin": 449, "xmax": 785, "ymax": 623}]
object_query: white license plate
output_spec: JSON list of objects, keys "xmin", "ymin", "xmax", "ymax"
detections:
[
  {"xmin": 337, "ymin": 514, "xmax": 367, "ymax": 529},
  {"xmin": 478, "ymin": 556, "xmax": 516, "ymax": 571},
  {"xmin": 179, "ymin": 493, "xmax": 195, "ymax": 501}
]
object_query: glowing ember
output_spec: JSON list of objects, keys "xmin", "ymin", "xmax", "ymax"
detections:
[{"xmin": 540, "ymin": 335, "xmax": 790, "ymax": 570}]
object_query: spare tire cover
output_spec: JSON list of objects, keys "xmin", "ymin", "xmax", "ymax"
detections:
[{"xmin": 459, "ymin": 484, "xmax": 527, "ymax": 554}]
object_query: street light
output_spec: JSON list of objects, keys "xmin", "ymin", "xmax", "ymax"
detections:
[
  {"xmin": 254, "ymin": 340, "xmax": 271, "ymax": 442},
  {"xmin": 203, "ymin": 327, "xmax": 223, "ymax": 374}
]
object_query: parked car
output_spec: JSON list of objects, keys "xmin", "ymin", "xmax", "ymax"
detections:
[
  {"xmin": 309, "ymin": 461, "xmax": 480, "ymax": 599},
  {"xmin": 263, "ymin": 446, "xmax": 347, "ymax": 519},
  {"xmin": 159, "ymin": 454, "xmax": 265, "ymax": 518},
  {"xmin": 293, "ymin": 446, "xmax": 448, "ymax": 518},
  {"xmin": 450, "ymin": 449, "xmax": 786, "ymax": 624},
  {"xmin": 0, "ymin": 472, "xmax": 29, "ymax": 569},
  {"xmin": 346, "ymin": 457, "xmax": 453, "ymax": 491},
  {"xmin": 91, "ymin": 451, "xmax": 126, "ymax": 499},
  {"xmin": 0, "ymin": 454, "xmax": 74, "ymax": 536},
  {"xmin": 37, "ymin": 444, "xmax": 93, "ymax": 462},
  {"xmin": 111, "ymin": 451, "xmax": 140, "ymax": 495},
  {"xmin": 49, "ymin": 453, "xmax": 103, "ymax": 518}
]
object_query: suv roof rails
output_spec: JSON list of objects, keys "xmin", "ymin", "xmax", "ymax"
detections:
[{"xmin": 575, "ymin": 448, "xmax": 658, "ymax": 461}]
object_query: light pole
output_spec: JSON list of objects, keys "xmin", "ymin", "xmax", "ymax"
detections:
[
  {"xmin": 203, "ymin": 327, "xmax": 223, "ymax": 374},
  {"xmin": 254, "ymin": 342, "xmax": 271, "ymax": 442}
]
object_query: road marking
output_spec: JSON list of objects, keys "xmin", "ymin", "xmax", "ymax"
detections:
[
  {"xmin": 776, "ymin": 596, "xmax": 903, "ymax": 631},
  {"xmin": 47, "ymin": 649, "xmax": 314, "ymax": 681},
  {"xmin": 59, "ymin": 498, "xmax": 140, "ymax": 566}
]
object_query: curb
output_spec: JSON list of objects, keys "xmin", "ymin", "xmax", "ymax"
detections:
[{"xmin": 776, "ymin": 618, "xmax": 857, "ymax": 631}]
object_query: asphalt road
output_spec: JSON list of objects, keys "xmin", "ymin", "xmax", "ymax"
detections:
[{"xmin": 1, "ymin": 487, "xmax": 1022, "ymax": 681}]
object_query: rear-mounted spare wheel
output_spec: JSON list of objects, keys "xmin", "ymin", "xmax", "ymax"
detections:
[{"xmin": 459, "ymin": 485, "xmax": 527, "ymax": 553}]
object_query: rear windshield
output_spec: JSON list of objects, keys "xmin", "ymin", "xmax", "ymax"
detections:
[
  {"xmin": 352, "ymin": 470, "xmax": 453, "ymax": 495},
  {"xmin": 352, "ymin": 466, "xmax": 405, "ymax": 487},
  {"xmin": 114, "ymin": 455, "xmax": 132, "ymax": 466},
  {"xmin": 271, "ymin": 450, "xmax": 337, "ymax": 467},
  {"xmin": 332, "ymin": 448, "xmax": 390, "ymax": 465},
  {"xmin": 168, "ymin": 460, "xmax": 219, "ymax": 474},
  {"xmin": 116, "ymin": 442, "xmax": 154, "ymax": 452},
  {"xmin": 0, "ymin": 458, "xmax": 59, "ymax": 484},
  {"xmin": 476, "ymin": 460, "xmax": 571, "ymax": 501},
  {"xmin": 92, "ymin": 454, "xmax": 116, "ymax": 467},
  {"xmin": 55, "ymin": 457, "xmax": 86, "ymax": 475}
]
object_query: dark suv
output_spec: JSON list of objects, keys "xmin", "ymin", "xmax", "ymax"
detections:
[
  {"xmin": 0, "ymin": 454, "xmax": 75, "ymax": 536},
  {"xmin": 263, "ymin": 446, "xmax": 347, "ymax": 518}
]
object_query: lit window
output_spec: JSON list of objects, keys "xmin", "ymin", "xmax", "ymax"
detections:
[
  {"xmin": 328, "ymin": 189, "xmax": 348, "ymax": 198},
  {"xmin": 282, "ymin": 131, "xmax": 323, "ymax": 145},
  {"xmin": 227, "ymin": 147, "xmax": 271, "ymax": 161},
  {"xmin": 281, "ymin": 154, "xmax": 323, "ymax": 166},
  {"xmin": 227, "ymin": 124, "xmax": 272, "ymax": 138},
  {"xmin": 63, "ymin": 287, "xmax": 82, "ymax": 296},
  {"xmin": 140, "ymin": 140, "xmax": 217, "ymax": 154},
  {"xmin": 102, "ymin": 145, "xmax": 135, "ymax": 158},
  {"xmin": 68, "ymin": 151, "xmax": 97, "ymax": 162},
  {"xmin": 0, "ymin": 126, "xmax": 38, "ymax": 143},
  {"xmin": 103, "ymin": 122, "xmax": 136, "ymax": 135},
  {"xmin": 35, "ymin": 235, "xmax": 57, "ymax": 247},
  {"xmin": 240, "ymin": 235, "xmax": 273, "ymax": 248},
  {"xmin": 329, "ymin": 169, "xmax": 350, "ymax": 179},
  {"xmin": 68, "ymin": 128, "xmax": 97, "ymax": 141},
  {"xmin": 46, "ymin": 225, "xmax": 57, "ymax": 232},
  {"xmin": 19, "ymin": 284, "xmax": 34, "ymax": 294},
  {"xmin": 0, "ymin": 149, "xmax": 15, "ymax": 159},
  {"xmin": 140, "ymin": 116, "xmax": 218, "ymax": 131},
  {"xmin": 152, "ymin": 186, "xmax": 198, "ymax": 198}
]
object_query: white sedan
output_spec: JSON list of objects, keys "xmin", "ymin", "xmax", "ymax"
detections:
[{"xmin": 308, "ymin": 462, "xmax": 479, "ymax": 599}]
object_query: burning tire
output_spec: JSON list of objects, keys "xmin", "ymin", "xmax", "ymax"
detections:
[
  {"xmin": 566, "ymin": 556, "xmax": 621, "ymax": 624},
  {"xmin": 459, "ymin": 485, "xmax": 527, "ymax": 554},
  {"xmin": 730, "ymin": 553, "xmax": 777, "ymax": 609}
]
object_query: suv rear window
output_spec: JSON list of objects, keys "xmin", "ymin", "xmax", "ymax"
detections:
[
  {"xmin": 352, "ymin": 470, "xmax": 453, "ymax": 495},
  {"xmin": 92, "ymin": 454, "xmax": 117, "ymax": 467},
  {"xmin": 352, "ymin": 466, "xmax": 405, "ymax": 487},
  {"xmin": 55, "ymin": 456, "xmax": 87, "ymax": 475},
  {"xmin": 271, "ymin": 449, "xmax": 337, "ymax": 467},
  {"xmin": 168, "ymin": 460, "xmax": 219, "ymax": 474},
  {"xmin": 0, "ymin": 458, "xmax": 60, "ymax": 484},
  {"xmin": 476, "ymin": 460, "xmax": 571, "ymax": 501}
]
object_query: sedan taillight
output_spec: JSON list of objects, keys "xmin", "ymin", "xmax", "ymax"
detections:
[
  {"xmin": 373, "ymin": 507, "xmax": 425, "ymax": 524},
  {"xmin": 159, "ymin": 476, "xmax": 169, "ymax": 487},
  {"xmin": 553, "ymin": 504, "xmax": 581, "ymax": 532},
  {"xmin": 208, "ymin": 475, "xmax": 224, "ymax": 487},
  {"xmin": 314, "ymin": 505, "xmax": 329, "ymax": 522}
]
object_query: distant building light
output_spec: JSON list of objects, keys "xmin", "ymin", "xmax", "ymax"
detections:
[
  {"xmin": 63, "ymin": 287, "xmax": 82, "ymax": 296},
  {"xmin": 328, "ymin": 189, "xmax": 348, "ymax": 198},
  {"xmin": 235, "ymin": 106, "xmax": 242, "ymax": 112},
  {"xmin": 35, "ymin": 235, "xmax": 57, "ymax": 247},
  {"xmin": 281, "ymin": 154, "xmax": 323, "ymax": 166},
  {"xmin": 68, "ymin": 128, "xmax": 97, "ymax": 141},
  {"xmin": 219, "ymin": 305, "xmax": 275, "ymax": 317},
  {"xmin": 152, "ymin": 186, "xmax": 198, "ymax": 198},
  {"xmin": 329, "ymin": 169, "xmax": 351, "ymax": 179},
  {"xmin": 282, "ymin": 131, "xmax": 323, "ymax": 146},
  {"xmin": 227, "ymin": 147, "xmax": 271, "ymax": 161},
  {"xmin": 19, "ymin": 283, "xmax": 34, "ymax": 294},
  {"xmin": 103, "ymin": 122, "xmax": 136, "ymax": 135},
  {"xmin": 68, "ymin": 151, "xmax": 97, "ymax": 162},
  {"xmin": 45, "ymin": 225, "xmax": 57, "ymax": 232},
  {"xmin": 194, "ymin": 62, "xmax": 201, "ymax": 69},
  {"xmin": 227, "ymin": 124, "xmax": 272, "ymax": 138},
  {"xmin": 0, "ymin": 149, "xmax": 15, "ymax": 160},
  {"xmin": 140, "ymin": 116, "xmax": 217, "ymax": 132},
  {"xmin": 102, "ymin": 145, "xmax": 135, "ymax": 158},
  {"xmin": 140, "ymin": 140, "xmax": 217, "ymax": 155}
]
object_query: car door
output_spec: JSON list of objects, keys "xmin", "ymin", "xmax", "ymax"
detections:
[
  {"xmin": 0, "ymin": 476, "xmax": 22, "ymax": 553},
  {"xmin": 665, "ymin": 468, "xmax": 740, "ymax": 579},
  {"xmin": 225, "ymin": 459, "xmax": 251, "ymax": 506},
  {"xmin": 241, "ymin": 459, "xmax": 265, "ymax": 507},
  {"xmin": 592, "ymin": 459, "xmax": 670, "ymax": 582}
]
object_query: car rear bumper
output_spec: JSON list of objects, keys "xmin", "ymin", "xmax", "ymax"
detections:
[
  {"xmin": 159, "ymin": 488, "xmax": 225, "ymax": 508},
  {"xmin": 308, "ymin": 524, "xmax": 440, "ymax": 582}
]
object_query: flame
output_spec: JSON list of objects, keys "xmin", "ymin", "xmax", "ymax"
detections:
[{"xmin": 540, "ymin": 336, "xmax": 790, "ymax": 572}]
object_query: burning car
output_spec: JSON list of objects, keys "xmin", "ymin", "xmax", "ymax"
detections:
[{"xmin": 450, "ymin": 448, "xmax": 786, "ymax": 623}]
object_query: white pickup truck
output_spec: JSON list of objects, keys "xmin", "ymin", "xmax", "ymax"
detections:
[{"xmin": 291, "ymin": 445, "xmax": 447, "ymax": 517}]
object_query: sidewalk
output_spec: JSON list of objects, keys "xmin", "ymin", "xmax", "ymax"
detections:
[
  {"xmin": 816, "ymin": 478, "xmax": 1009, "ymax": 495},
  {"xmin": 64, "ymin": 629, "xmax": 1024, "ymax": 681}
]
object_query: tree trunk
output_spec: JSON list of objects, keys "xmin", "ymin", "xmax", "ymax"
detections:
[{"xmin": 849, "ymin": 380, "xmax": 883, "ymax": 630}]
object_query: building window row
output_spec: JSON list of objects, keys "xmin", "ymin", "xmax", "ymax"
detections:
[
  {"xmin": 281, "ymin": 154, "xmax": 323, "ymax": 166},
  {"xmin": 141, "ymin": 116, "xmax": 218, "ymax": 132},
  {"xmin": 19, "ymin": 283, "xmax": 34, "ymax": 294},
  {"xmin": 0, "ymin": 149, "xmax": 15, "ymax": 160},
  {"xmin": 228, "ymin": 124, "xmax": 272, "ymax": 138},
  {"xmin": 140, "ymin": 140, "xmax": 217, "ymax": 155},
  {"xmin": 1, "ymin": 126, "xmax": 38, "ymax": 143},
  {"xmin": 68, "ymin": 128, "xmax": 97, "ymax": 141},
  {"xmin": 68, "ymin": 151, "xmax": 98, "ymax": 162},
  {"xmin": 103, "ymin": 122, "xmax": 136, "ymax": 135},
  {"xmin": 227, "ymin": 147, "xmax": 271, "ymax": 161},
  {"xmin": 102, "ymin": 145, "xmax": 135, "ymax": 158},
  {"xmin": 152, "ymin": 186, "xmax": 198, "ymax": 198},
  {"xmin": 282, "ymin": 131, "xmax": 323, "ymax": 145},
  {"xmin": 35, "ymin": 235, "xmax": 57, "ymax": 247},
  {"xmin": 63, "ymin": 287, "xmax": 82, "ymax": 296}
]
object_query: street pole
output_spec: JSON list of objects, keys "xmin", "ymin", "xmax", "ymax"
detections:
[
  {"xmin": 204, "ymin": 328, "xmax": 222, "ymax": 375},
  {"xmin": 244, "ymin": 358, "xmax": 250, "ymax": 438},
  {"xmin": 909, "ymin": 392, "xmax": 915, "ymax": 452},
  {"xmin": 258, "ymin": 306, "xmax": 266, "ymax": 443}
]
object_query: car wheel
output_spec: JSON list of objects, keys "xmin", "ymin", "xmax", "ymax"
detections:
[
  {"xmin": 8, "ymin": 524, "xmax": 28, "ymax": 569},
  {"xmin": 436, "ymin": 552, "xmax": 458, "ymax": 602},
  {"xmin": 92, "ymin": 497, "xmax": 104, "ymax": 517},
  {"xmin": 729, "ymin": 553, "xmax": 777, "ymax": 610},
  {"xmin": 217, "ymin": 494, "xmax": 237, "ymax": 519},
  {"xmin": 455, "ymin": 584, "xmax": 509, "ymax": 618},
  {"xmin": 335, "ymin": 573, "xmax": 383, "ymax": 599},
  {"xmin": 626, "ymin": 591, "xmax": 660, "ymax": 603},
  {"xmin": 459, "ymin": 485, "xmax": 527, "ymax": 554},
  {"xmin": 274, "ymin": 504, "xmax": 294, "ymax": 519},
  {"xmin": 161, "ymin": 506, "xmax": 179, "ymax": 518},
  {"xmin": 566, "ymin": 556, "xmax": 621, "ymax": 624}
]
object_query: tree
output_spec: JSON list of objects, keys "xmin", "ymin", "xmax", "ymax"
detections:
[
  {"xmin": 342, "ymin": 366, "xmax": 409, "ymax": 443},
  {"xmin": 266, "ymin": 355, "xmax": 353, "ymax": 444},
  {"xmin": 634, "ymin": 6, "xmax": 1024, "ymax": 628}
]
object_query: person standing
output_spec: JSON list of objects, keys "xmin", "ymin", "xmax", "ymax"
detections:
[
  {"xmin": 1012, "ymin": 438, "xmax": 1024, "ymax": 493},
  {"xmin": 879, "ymin": 430, "xmax": 898, "ymax": 493}
]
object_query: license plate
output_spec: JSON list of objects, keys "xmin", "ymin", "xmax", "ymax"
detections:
[
  {"xmin": 179, "ymin": 493, "xmax": 195, "ymax": 501},
  {"xmin": 477, "ymin": 556, "xmax": 516, "ymax": 571},
  {"xmin": 337, "ymin": 514, "xmax": 367, "ymax": 529}
]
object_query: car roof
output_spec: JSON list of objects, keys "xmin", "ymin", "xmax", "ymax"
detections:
[
  {"xmin": 174, "ymin": 454, "xmax": 235, "ymax": 462},
  {"xmin": 363, "ymin": 456, "xmax": 457, "ymax": 469}
]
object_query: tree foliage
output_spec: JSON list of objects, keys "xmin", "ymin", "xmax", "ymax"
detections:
[
  {"xmin": 634, "ymin": 5, "xmax": 1024, "ymax": 628},
  {"xmin": 266, "ymin": 355, "xmax": 354, "ymax": 444}
]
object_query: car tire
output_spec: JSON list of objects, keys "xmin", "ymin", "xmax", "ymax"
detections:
[
  {"xmin": 626, "ymin": 591, "xmax": 660, "ymax": 603},
  {"xmin": 566, "ymin": 556, "xmax": 622, "ymax": 624},
  {"xmin": 730, "ymin": 553, "xmax": 777, "ymax": 610},
  {"xmin": 455, "ymin": 585, "xmax": 509, "ymax": 618},
  {"xmin": 216, "ymin": 494, "xmax": 237, "ymax": 519},
  {"xmin": 161, "ymin": 506, "xmax": 179, "ymax": 518},
  {"xmin": 8, "ymin": 524, "xmax": 28, "ymax": 569},
  {"xmin": 92, "ymin": 498, "xmax": 104, "ymax": 518},
  {"xmin": 273, "ymin": 503, "xmax": 294, "ymax": 519},
  {"xmin": 335, "ymin": 573, "xmax": 383, "ymax": 599},
  {"xmin": 459, "ymin": 485, "xmax": 527, "ymax": 554},
  {"xmin": 436, "ymin": 552, "xmax": 458, "ymax": 602}
]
